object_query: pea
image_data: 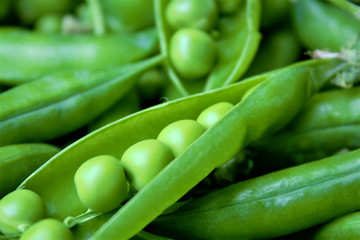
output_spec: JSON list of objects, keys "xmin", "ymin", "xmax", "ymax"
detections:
[
  {"xmin": 74, "ymin": 155, "xmax": 127, "ymax": 213},
  {"xmin": 197, "ymin": 102, "xmax": 235, "ymax": 129},
  {"xmin": 0, "ymin": 189, "xmax": 45, "ymax": 234},
  {"xmin": 157, "ymin": 119, "xmax": 206, "ymax": 157},
  {"xmin": 165, "ymin": 0, "xmax": 217, "ymax": 31},
  {"xmin": 169, "ymin": 28, "xmax": 217, "ymax": 80},
  {"xmin": 121, "ymin": 139, "xmax": 174, "ymax": 191},
  {"xmin": 20, "ymin": 218, "xmax": 73, "ymax": 240},
  {"xmin": 217, "ymin": 0, "xmax": 243, "ymax": 15}
]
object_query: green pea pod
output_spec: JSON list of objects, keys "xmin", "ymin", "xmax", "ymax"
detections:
[
  {"xmin": 0, "ymin": 55, "xmax": 164, "ymax": 147},
  {"xmin": 311, "ymin": 211, "xmax": 360, "ymax": 240},
  {"xmin": 253, "ymin": 87, "xmax": 360, "ymax": 163},
  {"xmin": 0, "ymin": 143, "xmax": 59, "ymax": 198},
  {"xmin": 291, "ymin": 0, "xmax": 360, "ymax": 51},
  {"xmin": 87, "ymin": 89, "xmax": 141, "ymax": 132},
  {"xmin": 149, "ymin": 148, "xmax": 360, "ymax": 239},
  {"xmin": 0, "ymin": 28, "xmax": 158, "ymax": 85},
  {"xmin": 17, "ymin": 58, "xmax": 346, "ymax": 239},
  {"xmin": 155, "ymin": 0, "xmax": 261, "ymax": 95},
  {"xmin": 102, "ymin": 0, "xmax": 154, "ymax": 33},
  {"xmin": 244, "ymin": 28, "xmax": 301, "ymax": 77},
  {"xmin": 15, "ymin": 0, "xmax": 77, "ymax": 25}
]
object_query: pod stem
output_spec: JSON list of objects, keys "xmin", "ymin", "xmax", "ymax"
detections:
[
  {"xmin": 63, "ymin": 209, "xmax": 103, "ymax": 228},
  {"xmin": 87, "ymin": 0, "xmax": 106, "ymax": 35}
]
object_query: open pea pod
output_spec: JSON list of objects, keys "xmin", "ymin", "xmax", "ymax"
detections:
[
  {"xmin": 0, "ymin": 55, "xmax": 163, "ymax": 147},
  {"xmin": 0, "ymin": 28, "xmax": 158, "ymax": 85},
  {"xmin": 0, "ymin": 143, "xmax": 59, "ymax": 198},
  {"xmin": 18, "ymin": 58, "xmax": 346, "ymax": 239},
  {"xmin": 149, "ymin": 148, "xmax": 360, "ymax": 239},
  {"xmin": 155, "ymin": 0, "xmax": 261, "ymax": 95},
  {"xmin": 253, "ymin": 87, "xmax": 360, "ymax": 163}
]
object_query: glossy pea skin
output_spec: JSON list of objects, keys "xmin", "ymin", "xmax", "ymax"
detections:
[
  {"xmin": 166, "ymin": 0, "xmax": 217, "ymax": 31},
  {"xmin": 0, "ymin": 190, "xmax": 45, "ymax": 234},
  {"xmin": 20, "ymin": 218, "xmax": 73, "ymax": 240},
  {"xmin": 169, "ymin": 28, "xmax": 217, "ymax": 80},
  {"xmin": 74, "ymin": 155, "xmax": 127, "ymax": 213},
  {"xmin": 157, "ymin": 119, "xmax": 205, "ymax": 157},
  {"xmin": 216, "ymin": 0, "xmax": 243, "ymax": 15},
  {"xmin": 197, "ymin": 102, "xmax": 234, "ymax": 129},
  {"xmin": 121, "ymin": 139, "xmax": 174, "ymax": 191}
]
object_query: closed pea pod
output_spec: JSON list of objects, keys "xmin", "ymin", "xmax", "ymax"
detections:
[
  {"xmin": 149, "ymin": 148, "xmax": 360, "ymax": 239},
  {"xmin": 0, "ymin": 55, "xmax": 163, "ymax": 147},
  {"xmin": 0, "ymin": 143, "xmax": 59, "ymax": 198},
  {"xmin": 253, "ymin": 87, "xmax": 360, "ymax": 164},
  {"xmin": 0, "ymin": 28, "xmax": 158, "ymax": 85},
  {"xmin": 291, "ymin": 0, "xmax": 360, "ymax": 51},
  {"xmin": 16, "ymin": 58, "xmax": 346, "ymax": 239}
]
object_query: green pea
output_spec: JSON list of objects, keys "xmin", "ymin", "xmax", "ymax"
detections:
[
  {"xmin": 157, "ymin": 119, "xmax": 206, "ymax": 157},
  {"xmin": 20, "ymin": 218, "xmax": 73, "ymax": 240},
  {"xmin": 170, "ymin": 28, "xmax": 217, "ymax": 80},
  {"xmin": 165, "ymin": 0, "xmax": 217, "ymax": 31},
  {"xmin": 74, "ymin": 155, "xmax": 127, "ymax": 213},
  {"xmin": 121, "ymin": 139, "xmax": 174, "ymax": 191},
  {"xmin": 0, "ymin": 189, "xmax": 45, "ymax": 234},
  {"xmin": 197, "ymin": 102, "xmax": 234, "ymax": 129},
  {"xmin": 216, "ymin": 0, "xmax": 243, "ymax": 15}
]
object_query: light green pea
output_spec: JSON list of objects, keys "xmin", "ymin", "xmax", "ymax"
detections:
[
  {"xmin": 121, "ymin": 139, "xmax": 174, "ymax": 191},
  {"xmin": 197, "ymin": 102, "xmax": 235, "ymax": 129},
  {"xmin": 74, "ymin": 155, "xmax": 127, "ymax": 213},
  {"xmin": 20, "ymin": 218, "xmax": 73, "ymax": 240},
  {"xmin": 0, "ymin": 189, "xmax": 45, "ymax": 234},
  {"xmin": 157, "ymin": 119, "xmax": 206, "ymax": 157},
  {"xmin": 165, "ymin": 0, "xmax": 217, "ymax": 31},
  {"xmin": 169, "ymin": 28, "xmax": 217, "ymax": 80}
]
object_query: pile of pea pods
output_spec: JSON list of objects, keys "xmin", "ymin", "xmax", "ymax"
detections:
[{"xmin": 0, "ymin": 0, "xmax": 359, "ymax": 239}]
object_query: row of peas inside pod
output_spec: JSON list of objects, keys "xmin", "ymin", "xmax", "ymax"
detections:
[
  {"xmin": 156, "ymin": 0, "xmax": 261, "ymax": 95},
  {"xmin": 0, "ymin": 100, "xmax": 235, "ymax": 239}
]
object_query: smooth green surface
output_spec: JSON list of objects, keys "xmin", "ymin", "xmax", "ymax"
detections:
[
  {"xmin": 253, "ymin": 87, "xmax": 360, "ymax": 162},
  {"xmin": 16, "ymin": 59, "xmax": 345, "ymax": 239},
  {"xmin": 20, "ymin": 218, "xmax": 73, "ymax": 240},
  {"xmin": 169, "ymin": 28, "xmax": 216, "ymax": 80},
  {"xmin": 157, "ymin": 119, "xmax": 205, "ymax": 157},
  {"xmin": 0, "ymin": 143, "xmax": 59, "ymax": 198},
  {"xmin": 197, "ymin": 102, "xmax": 234, "ymax": 129},
  {"xmin": 74, "ymin": 155, "xmax": 127, "ymax": 213},
  {"xmin": 244, "ymin": 28, "xmax": 301, "ymax": 77},
  {"xmin": 0, "ymin": 28, "xmax": 158, "ymax": 85},
  {"xmin": 313, "ymin": 211, "xmax": 360, "ymax": 240},
  {"xmin": 165, "ymin": 0, "xmax": 217, "ymax": 30},
  {"xmin": 0, "ymin": 190, "xmax": 45, "ymax": 234},
  {"xmin": 121, "ymin": 139, "xmax": 174, "ymax": 191},
  {"xmin": 292, "ymin": 0, "xmax": 360, "ymax": 51},
  {"xmin": 102, "ymin": 0, "xmax": 154, "ymax": 33},
  {"xmin": 0, "ymin": 55, "xmax": 163, "ymax": 146},
  {"xmin": 150, "ymin": 149, "xmax": 360, "ymax": 239}
]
